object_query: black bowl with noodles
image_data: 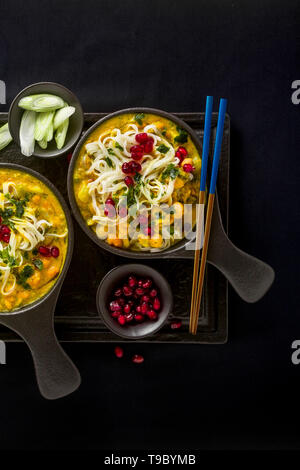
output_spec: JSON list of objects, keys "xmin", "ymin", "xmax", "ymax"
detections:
[
  {"xmin": 0, "ymin": 163, "xmax": 81, "ymax": 399},
  {"xmin": 67, "ymin": 107, "xmax": 203, "ymax": 259}
]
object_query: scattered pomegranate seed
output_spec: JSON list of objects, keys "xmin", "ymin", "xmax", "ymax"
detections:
[
  {"xmin": 51, "ymin": 246, "xmax": 60, "ymax": 258},
  {"xmin": 178, "ymin": 146, "xmax": 188, "ymax": 157},
  {"xmin": 135, "ymin": 287, "xmax": 145, "ymax": 296},
  {"xmin": 134, "ymin": 313, "xmax": 144, "ymax": 322},
  {"xmin": 118, "ymin": 298, "xmax": 125, "ymax": 306},
  {"xmin": 136, "ymin": 305, "xmax": 142, "ymax": 313},
  {"xmin": 125, "ymin": 313, "xmax": 134, "ymax": 322},
  {"xmin": 170, "ymin": 320, "xmax": 182, "ymax": 330},
  {"xmin": 105, "ymin": 198, "xmax": 115, "ymax": 206},
  {"xmin": 114, "ymin": 346, "xmax": 124, "ymax": 358},
  {"xmin": 143, "ymin": 139, "xmax": 154, "ymax": 153},
  {"xmin": 142, "ymin": 279, "xmax": 152, "ymax": 289},
  {"xmin": 124, "ymin": 304, "xmax": 131, "ymax": 314},
  {"xmin": 147, "ymin": 309, "xmax": 158, "ymax": 321},
  {"xmin": 149, "ymin": 288, "xmax": 158, "ymax": 297},
  {"xmin": 130, "ymin": 144, "xmax": 144, "ymax": 154},
  {"xmin": 111, "ymin": 311, "xmax": 120, "ymax": 318},
  {"xmin": 132, "ymin": 354, "xmax": 144, "ymax": 364},
  {"xmin": 175, "ymin": 150, "xmax": 184, "ymax": 163},
  {"xmin": 128, "ymin": 276, "xmax": 137, "ymax": 287},
  {"xmin": 153, "ymin": 297, "xmax": 161, "ymax": 311},
  {"xmin": 122, "ymin": 162, "xmax": 132, "ymax": 174},
  {"xmin": 124, "ymin": 176, "xmax": 134, "ymax": 186},
  {"xmin": 141, "ymin": 302, "xmax": 148, "ymax": 314},
  {"xmin": 183, "ymin": 163, "xmax": 194, "ymax": 173},
  {"xmin": 114, "ymin": 288, "xmax": 123, "ymax": 297},
  {"xmin": 142, "ymin": 294, "xmax": 150, "ymax": 303},
  {"xmin": 2, "ymin": 233, "xmax": 10, "ymax": 243},
  {"xmin": 1, "ymin": 225, "xmax": 10, "ymax": 235},
  {"xmin": 138, "ymin": 279, "xmax": 143, "ymax": 287},
  {"xmin": 110, "ymin": 300, "xmax": 122, "ymax": 312},
  {"xmin": 135, "ymin": 133, "xmax": 149, "ymax": 144},
  {"xmin": 118, "ymin": 314, "xmax": 126, "ymax": 325},
  {"xmin": 130, "ymin": 161, "xmax": 142, "ymax": 173},
  {"xmin": 123, "ymin": 285, "xmax": 133, "ymax": 296},
  {"xmin": 38, "ymin": 246, "xmax": 51, "ymax": 257},
  {"xmin": 142, "ymin": 227, "xmax": 152, "ymax": 236}
]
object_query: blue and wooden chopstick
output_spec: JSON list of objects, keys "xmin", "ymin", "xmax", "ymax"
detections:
[{"xmin": 189, "ymin": 98, "xmax": 227, "ymax": 335}]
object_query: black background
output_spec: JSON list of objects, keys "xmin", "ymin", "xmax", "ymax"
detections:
[{"xmin": 0, "ymin": 0, "xmax": 300, "ymax": 451}]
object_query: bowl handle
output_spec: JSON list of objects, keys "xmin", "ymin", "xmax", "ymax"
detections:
[{"xmin": 0, "ymin": 293, "xmax": 81, "ymax": 400}]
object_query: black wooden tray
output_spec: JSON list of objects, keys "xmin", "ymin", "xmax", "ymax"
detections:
[{"xmin": 0, "ymin": 112, "xmax": 230, "ymax": 343}]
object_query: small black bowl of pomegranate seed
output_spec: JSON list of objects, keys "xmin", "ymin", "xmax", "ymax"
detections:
[{"xmin": 97, "ymin": 264, "xmax": 173, "ymax": 339}]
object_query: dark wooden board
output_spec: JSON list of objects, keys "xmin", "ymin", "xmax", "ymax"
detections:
[{"xmin": 0, "ymin": 112, "xmax": 229, "ymax": 343}]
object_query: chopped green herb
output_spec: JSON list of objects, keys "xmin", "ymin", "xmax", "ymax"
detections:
[
  {"xmin": 105, "ymin": 156, "xmax": 114, "ymax": 168},
  {"xmin": 107, "ymin": 148, "xmax": 116, "ymax": 156},
  {"xmin": 0, "ymin": 247, "xmax": 16, "ymax": 267},
  {"xmin": 115, "ymin": 142, "xmax": 124, "ymax": 151},
  {"xmin": 134, "ymin": 173, "xmax": 142, "ymax": 184},
  {"xmin": 161, "ymin": 164, "xmax": 179, "ymax": 182},
  {"xmin": 23, "ymin": 251, "xmax": 29, "ymax": 260},
  {"xmin": 134, "ymin": 113, "xmax": 145, "ymax": 126},
  {"xmin": 32, "ymin": 248, "xmax": 38, "ymax": 255},
  {"xmin": 161, "ymin": 130, "xmax": 166, "ymax": 136},
  {"xmin": 126, "ymin": 185, "xmax": 136, "ymax": 207},
  {"xmin": 16, "ymin": 264, "xmax": 34, "ymax": 289},
  {"xmin": 5, "ymin": 193, "xmax": 29, "ymax": 218},
  {"xmin": 174, "ymin": 126, "xmax": 188, "ymax": 144},
  {"xmin": 33, "ymin": 259, "xmax": 43, "ymax": 270},
  {"xmin": 157, "ymin": 144, "xmax": 169, "ymax": 154}
]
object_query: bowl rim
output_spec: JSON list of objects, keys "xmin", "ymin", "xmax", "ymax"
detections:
[
  {"xmin": 8, "ymin": 81, "xmax": 84, "ymax": 159},
  {"xmin": 96, "ymin": 263, "xmax": 173, "ymax": 339},
  {"xmin": 67, "ymin": 106, "xmax": 201, "ymax": 259},
  {"xmin": 0, "ymin": 162, "xmax": 74, "ymax": 316}
]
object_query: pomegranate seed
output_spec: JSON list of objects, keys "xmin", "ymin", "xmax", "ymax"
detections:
[
  {"xmin": 147, "ymin": 309, "xmax": 158, "ymax": 321},
  {"xmin": 138, "ymin": 279, "xmax": 143, "ymax": 287},
  {"xmin": 142, "ymin": 279, "xmax": 152, "ymax": 289},
  {"xmin": 131, "ymin": 152, "xmax": 143, "ymax": 161},
  {"xmin": 175, "ymin": 150, "xmax": 184, "ymax": 163},
  {"xmin": 130, "ymin": 161, "xmax": 142, "ymax": 173},
  {"xmin": 132, "ymin": 354, "xmax": 144, "ymax": 364},
  {"xmin": 178, "ymin": 146, "xmax": 188, "ymax": 157},
  {"xmin": 135, "ymin": 287, "xmax": 144, "ymax": 296},
  {"xmin": 125, "ymin": 313, "xmax": 134, "ymax": 322},
  {"xmin": 142, "ymin": 226, "xmax": 152, "ymax": 236},
  {"xmin": 110, "ymin": 300, "xmax": 122, "ymax": 312},
  {"xmin": 171, "ymin": 320, "xmax": 182, "ymax": 330},
  {"xmin": 124, "ymin": 176, "xmax": 134, "ymax": 186},
  {"xmin": 142, "ymin": 295, "xmax": 150, "ymax": 303},
  {"xmin": 135, "ymin": 133, "xmax": 149, "ymax": 144},
  {"xmin": 119, "ymin": 206, "xmax": 127, "ymax": 218},
  {"xmin": 104, "ymin": 205, "xmax": 115, "ymax": 218},
  {"xmin": 118, "ymin": 314, "xmax": 126, "ymax": 325},
  {"xmin": 114, "ymin": 346, "xmax": 124, "ymax": 358},
  {"xmin": 1, "ymin": 225, "xmax": 10, "ymax": 235},
  {"xmin": 134, "ymin": 313, "xmax": 144, "ymax": 322},
  {"xmin": 128, "ymin": 276, "xmax": 137, "ymax": 287},
  {"xmin": 51, "ymin": 246, "xmax": 60, "ymax": 258},
  {"xmin": 130, "ymin": 144, "xmax": 144, "ymax": 154},
  {"xmin": 118, "ymin": 297, "xmax": 125, "ymax": 306},
  {"xmin": 111, "ymin": 311, "xmax": 120, "ymax": 318},
  {"xmin": 114, "ymin": 288, "xmax": 123, "ymax": 297},
  {"xmin": 124, "ymin": 304, "xmax": 131, "ymax": 314},
  {"xmin": 143, "ymin": 140, "xmax": 154, "ymax": 153},
  {"xmin": 105, "ymin": 198, "xmax": 115, "ymax": 206},
  {"xmin": 122, "ymin": 162, "xmax": 132, "ymax": 174},
  {"xmin": 136, "ymin": 305, "xmax": 142, "ymax": 313},
  {"xmin": 153, "ymin": 297, "xmax": 161, "ymax": 311},
  {"xmin": 183, "ymin": 163, "xmax": 194, "ymax": 173},
  {"xmin": 149, "ymin": 288, "xmax": 157, "ymax": 297},
  {"xmin": 128, "ymin": 300, "xmax": 134, "ymax": 306},
  {"xmin": 141, "ymin": 302, "xmax": 148, "ymax": 314},
  {"xmin": 38, "ymin": 246, "xmax": 51, "ymax": 257},
  {"xmin": 123, "ymin": 285, "xmax": 133, "ymax": 296},
  {"xmin": 2, "ymin": 233, "xmax": 10, "ymax": 243}
]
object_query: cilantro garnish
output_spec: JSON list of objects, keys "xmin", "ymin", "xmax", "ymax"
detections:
[
  {"xmin": 0, "ymin": 247, "xmax": 16, "ymax": 267},
  {"xmin": 161, "ymin": 164, "xmax": 179, "ymax": 183},
  {"xmin": 33, "ymin": 259, "xmax": 43, "ymax": 270},
  {"xmin": 16, "ymin": 265, "xmax": 34, "ymax": 290},
  {"xmin": 115, "ymin": 142, "xmax": 124, "ymax": 151},
  {"xmin": 134, "ymin": 113, "xmax": 145, "ymax": 126},
  {"xmin": 107, "ymin": 148, "xmax": 116, "ymax": 156},
  {"xmin": 157, "ymin": 144, "xmax": 169, "ymax": 154},
  {"xmin": 4, "ymin": 193, "xmax": 29, "ymax": 218},
  {"xmin": 105, "ymin": 156, "xmax": 114, "ymax": 168},
  {"xmin": 174, "ymin": 126, "xmax": 188, "ymax": 144}
]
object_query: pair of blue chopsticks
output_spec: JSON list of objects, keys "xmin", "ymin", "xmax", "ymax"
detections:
[{"xmin": 189, "ymin": 96, "xmax": 227, "ymax": 334}]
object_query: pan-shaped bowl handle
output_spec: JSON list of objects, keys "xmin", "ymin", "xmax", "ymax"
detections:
[{"xmin": 0, "ymin": 294, "xmax": 81, "ymax": 400}]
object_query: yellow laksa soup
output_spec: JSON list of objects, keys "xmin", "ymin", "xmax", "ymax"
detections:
[
  {"xmin": 74, "ymin": 113, "xmax": 201, "ymax": 252},
  {"xmin": 0, "ymin": 169, "xmax": 68, "ymax": 312}
]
